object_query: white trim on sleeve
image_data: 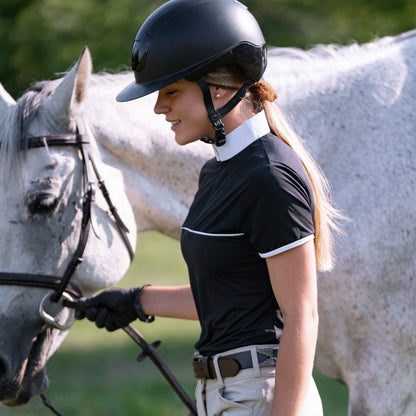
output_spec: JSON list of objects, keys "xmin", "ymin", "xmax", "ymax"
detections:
[{"xmin": 258, "ymin": 234, "xmax": 315, "ymax": 258}]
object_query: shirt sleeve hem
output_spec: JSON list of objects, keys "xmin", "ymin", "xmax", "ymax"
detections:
[{"xmin": 258, "ymin": 234, "xmax": 315, "ymax": 258}]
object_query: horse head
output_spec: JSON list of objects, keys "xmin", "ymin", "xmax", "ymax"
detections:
[{"xmin": 0, "ymin": 47, "xmax": 136, "ymax": 406}]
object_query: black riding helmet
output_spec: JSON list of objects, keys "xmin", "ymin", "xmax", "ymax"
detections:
[{"xmin": 117, "ymin": 0, "xmax": 267, "ymax": 146}]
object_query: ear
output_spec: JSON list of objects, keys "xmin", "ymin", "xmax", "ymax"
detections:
[
  {"xmin": 209, "ymin": 85, "xmax": 230, "ymax": 110},
  {"xmin": 45, "ymin": 46, "xmax": 92, "ymax": 119},
  {"xmin": 0, "ymin": 83, "xmax": 16, "ymax": 115}
]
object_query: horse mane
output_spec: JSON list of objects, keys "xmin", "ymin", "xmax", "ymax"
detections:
[
  {"xmin": 269, "ymin": 29, "xmax": 416, "ymax": 61},
  {"xmin": 266, "ymin": 29, "xmax": 416, "ymax": 84}
]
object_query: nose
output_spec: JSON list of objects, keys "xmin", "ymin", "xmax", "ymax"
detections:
[{"xmin": 153, "ymin": 93, "xmax": 169, "ymax": 115}]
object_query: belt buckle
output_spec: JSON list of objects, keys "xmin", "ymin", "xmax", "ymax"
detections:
[{"xmin": 192, "ymin": 355, "xmax": 213, "ymax": 379}]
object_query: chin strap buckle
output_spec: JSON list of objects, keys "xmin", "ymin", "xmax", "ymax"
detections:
[{"xmin": 200, "ymin": 115, "xmax": 226, "ymax": 147}]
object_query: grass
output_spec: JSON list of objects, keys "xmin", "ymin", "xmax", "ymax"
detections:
[{"xmin": 2, "ymin": 231, "xmax": 348, "ymax": 415}]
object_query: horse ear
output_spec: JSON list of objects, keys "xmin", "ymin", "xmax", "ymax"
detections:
[
  {"xmin": 46, "ymin": 46, "xmax": 92, "ymax": 118},
  {"xmin": 0, "ymin": 83, "xmax": 16, "ymax": 114}
]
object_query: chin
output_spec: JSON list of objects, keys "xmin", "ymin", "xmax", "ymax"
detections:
[{"xmin": 175, "ymin": 136, "xmax": 197, "ymax": 146}]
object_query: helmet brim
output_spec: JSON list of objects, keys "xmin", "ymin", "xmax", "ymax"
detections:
[
  {"xmin": 116, "ymin": 61, "xmax": 204, "ymax": 102},
  {"xmin": 116, "ymin": 78, "xmax": 161, "ymax": 102}
]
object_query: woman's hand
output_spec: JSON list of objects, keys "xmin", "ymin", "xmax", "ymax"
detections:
[
  {"xmin": 64, "ymin": 287, "xmax": 141, "ymax": 331},
  {"xmin": 65, "ymin": 284, "xmax": 199, "ymax": 331}
]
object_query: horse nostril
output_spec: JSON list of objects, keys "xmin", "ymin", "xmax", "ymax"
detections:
[
  {"xmin": 0, "ymin": 357, "xmax": 7, "ymax": 377},
  {"xmin": 0, "ymin": 355, "xmax": 11, "ymax": 380},
  {"xmin": 0, "ymin": 354, "xmax": 19, "ymax": 403}
]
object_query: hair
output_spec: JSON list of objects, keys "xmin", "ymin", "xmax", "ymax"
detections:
[{"xmin": 205, "ymin": 65, "xmax": 344, "ymax": 272}]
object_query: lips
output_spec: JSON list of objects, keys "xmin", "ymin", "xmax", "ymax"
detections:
[{"xmin": 167, "ymin": 119, "xmax": 180, "ymax": 130}]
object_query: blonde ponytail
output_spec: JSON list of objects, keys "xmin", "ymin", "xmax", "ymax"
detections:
[{"xmin": 263, "ymin": 97, "xmax": 343, "ymax": 271}]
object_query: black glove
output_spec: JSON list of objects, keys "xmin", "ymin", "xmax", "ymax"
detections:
[{"xmin": 64, "ymin": 287, "xmax": 141, "ymax": 332}]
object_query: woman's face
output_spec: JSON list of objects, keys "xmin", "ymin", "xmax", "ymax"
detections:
[{"xmin": 153, "ymin": 79, "xmax": 214, "ymax": 146}]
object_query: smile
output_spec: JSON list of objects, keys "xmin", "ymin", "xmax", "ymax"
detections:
[{"xmin": 170, "ymin": 120, "xmax": 180, "ymax": 130}]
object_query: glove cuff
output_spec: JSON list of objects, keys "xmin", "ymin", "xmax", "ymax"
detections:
[{"xmin": 134, "ymin": 284, "xmax": 155, "ymax": 323}]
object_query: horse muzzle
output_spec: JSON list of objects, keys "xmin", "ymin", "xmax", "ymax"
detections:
[{"xmin": 0, "ymin": 319, "xmax": 51, "ymax": 406}]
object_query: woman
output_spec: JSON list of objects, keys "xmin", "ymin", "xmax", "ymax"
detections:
[{"xmin": 67, "ymin": 0, "xmax": 342, "ymax": 414}]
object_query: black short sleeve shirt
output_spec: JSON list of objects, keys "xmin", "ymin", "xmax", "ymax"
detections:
[{"xmin": 180, "ymin": 112, "xmax": 315, "ymax": 355}]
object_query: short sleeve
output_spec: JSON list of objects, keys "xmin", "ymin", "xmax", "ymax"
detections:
[{"xmin": 241, "ymin": 163, "xmax": 315, "ymax": 257}]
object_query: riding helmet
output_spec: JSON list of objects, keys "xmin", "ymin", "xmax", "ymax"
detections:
[{"xmin": 116, "ymin": 0, "xmax": 267, "ymax": 102}]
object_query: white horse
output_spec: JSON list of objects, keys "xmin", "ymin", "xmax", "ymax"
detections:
[
  {"xmin": 0, "ymin": 50, "xmax": 136, "ymax": 406},
  {"xmin": 1, "ymin": 28, "xmax": 415, "ymax": 415}
]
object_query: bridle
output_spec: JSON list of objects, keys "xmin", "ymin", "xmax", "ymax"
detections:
[
  {"xmin": 0, "ymin": 128, "xmax": 135, "ymax": 330},
  {"xmin": 0, "ymin": 127, "xmax": 198, "ymax": 416}
]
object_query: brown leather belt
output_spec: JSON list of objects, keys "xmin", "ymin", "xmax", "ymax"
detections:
[{"xmin": 192, "ymin": 347, "xmax": 278, "ymax": 380}]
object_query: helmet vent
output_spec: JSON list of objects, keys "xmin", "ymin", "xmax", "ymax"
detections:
[{"xmin": 131, "ymin": 34, "xmax": 153, "ymax": 72}]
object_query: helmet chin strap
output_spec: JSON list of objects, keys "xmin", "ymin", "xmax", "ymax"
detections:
[{"xmin": 196, "ymin": 76, "xmax": 254, "ymax": 147}]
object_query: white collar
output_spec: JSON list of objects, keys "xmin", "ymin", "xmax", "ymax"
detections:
[{"xmin": 212, "ymin": 111, "xmax": 270, "ymax": 162}]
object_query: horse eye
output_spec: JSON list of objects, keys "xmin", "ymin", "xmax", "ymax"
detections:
[{"xmin": 27, "ymin": 192, "xmax": 58, "ymax": 216}]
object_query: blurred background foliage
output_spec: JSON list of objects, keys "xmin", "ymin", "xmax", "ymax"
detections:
[{"xmin": 1, "ymin": 0, "xmax": 415, "ymax": 98}]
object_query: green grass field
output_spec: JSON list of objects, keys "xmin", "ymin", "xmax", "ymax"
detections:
[{"xmin": 2, "ymin": 231, "xmax": 348, "ymax": 415}]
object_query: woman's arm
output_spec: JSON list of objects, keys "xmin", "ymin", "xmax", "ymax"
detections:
[
  {"xmin": 267, "ymin": 239, "xmax": 319, "ymax": 416},
  {"xmin": 140, "ymin": 284, "xmax": 199, "ymax": 320},
  {"xmin": 64, "ymin": 284, "xmax": 199, "ymax": 331}
]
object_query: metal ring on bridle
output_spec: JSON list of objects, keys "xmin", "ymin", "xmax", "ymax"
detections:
[{"xmin": 39, "ymin": 290, "xmax": 76, "ymax": 330}]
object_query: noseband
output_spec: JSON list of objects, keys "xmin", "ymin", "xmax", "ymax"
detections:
[{"xmin": 0, "ymin": 130, "xmax": 134, "ymax": 330}]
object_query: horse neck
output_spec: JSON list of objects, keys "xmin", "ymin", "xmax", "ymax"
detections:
[{"xmin": 84, "ymin": 73, "xmax": 213, "ymax": 237}]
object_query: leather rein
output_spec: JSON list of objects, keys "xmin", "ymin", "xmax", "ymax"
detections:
[{"xmin": 0, "ymin": 131, "xmax": 134, "ymax": 330}]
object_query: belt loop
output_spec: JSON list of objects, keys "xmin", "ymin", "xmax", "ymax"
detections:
[
  {"xmin": 195, "ymin": 380, "xmax": 207, "ymax": 416},
  {"xmin": 251, "ymin": 346, "xmax": 261, "ymax": 377},
  {"xmin": 212, "ymin": 354, "xmax": 224, "ymax": 385}
]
